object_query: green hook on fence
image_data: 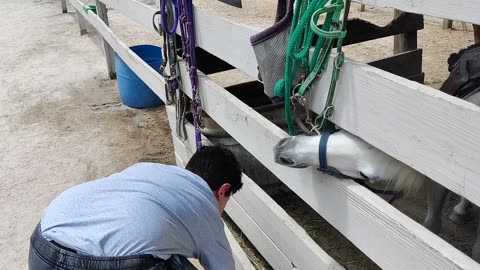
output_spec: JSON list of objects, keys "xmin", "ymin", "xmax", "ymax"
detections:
[{"xmin": 82, "ymin": 5, "xmax": 97, "ymax": 14}]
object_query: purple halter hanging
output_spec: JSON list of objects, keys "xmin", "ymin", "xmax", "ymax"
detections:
[{"xmin": 161, "ymin": 0, "xmax": 203, "ymax": 149}]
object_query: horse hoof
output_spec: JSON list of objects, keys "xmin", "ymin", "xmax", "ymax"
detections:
[
  {"xmin": 449, "ymin": 211, "xmax": 471, "ymax": 224},
  {"xmin": 423, "ymin": 219, "xmax": 442, "ymax": 234}
]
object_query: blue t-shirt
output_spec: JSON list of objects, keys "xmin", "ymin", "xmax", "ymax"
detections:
[{"xmin": 41, "ymin": 163, "xmax": 234, "ymax": 270}]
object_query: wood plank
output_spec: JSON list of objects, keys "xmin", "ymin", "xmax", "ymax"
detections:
[
  {"xmin": 66, "ymin": 0, "xmax": 167, "ymax": 102},
  {"xmin": 99, "ymin": 0, "xmax": 236, "ymax": 76},
  {"xmin": 61, "ymin": 0, "xmax": 68, "ymax": 13},
  {"xmin": 168, "ymin": 106, "xmax": 343, "ymax": 270},
  {"xmin": 406, "ymin": 72, "xmax": 425, "ymax": 84},
  {"xmin": 99, "ymin": 0, "xmax": 157, "ymax": 32},
  {"xmin": 224, "ymin": 226, "xmax": 256, "ymax": 270},
  {"xmin": 98, "ymin": 0, "xmax": 259, "ymax": 78},
  {"xmin": 393, "ymin": 10, "xmax": 418, "ymax": 54},
  {"xmin": 356, "ymin": 0, "xmax": 480, "ymax": 25},
  {"xmin": 443, "ymin": 19, "xmax": 453, "ymax": 29},
  {"xmin": 225, "ymin": 199, "xmax": 294, "ymax": 270},
  {"xmin": 173, "ymin": 60, "xmax": 479, "ymax": 270},
  {"xmin": 100, "ymin": 0, "xmax": 480, "ymax": 31},
  {"xmin": 315, "ymin": 12, "xmax": 424, "ymax": 47},
  {"xmin": 95, "ymin": 0, "xmax": 116, "ymax": 79},
  {"xmin": 232, "ymin": 172, "xmax": 344, "ymax": 270},
  {"xmin": 368, "ymin": 49, "xmax": 422, "ymax": 78}
]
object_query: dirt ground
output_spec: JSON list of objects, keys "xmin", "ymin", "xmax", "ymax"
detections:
[
  {"xmin": 0, "ymin": 0, "xmax": 477, "ymax": 269},
  {"xmin": 0, "ymin": 1, "xmax": 174, "ymax": 269}
]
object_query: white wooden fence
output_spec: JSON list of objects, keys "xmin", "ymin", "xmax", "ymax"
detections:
[{"xmin": 61, "ymin": 0, "xmax": 480, "ymax": 269}]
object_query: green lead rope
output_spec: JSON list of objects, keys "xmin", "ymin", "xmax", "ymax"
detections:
[{"xmin": 274, "ymin": 0, "xmax": 350, "ymax": 135}]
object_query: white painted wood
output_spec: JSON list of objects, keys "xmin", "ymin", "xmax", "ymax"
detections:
[
  {"xmin": 225, "ymin": 198, "xmax": 293, "ymax": 270},
  {"xmin": 443, "ymin": 19, "xmax": 453, "ymax": 29},
  {"xmin": 95, "ymin": 0, "xmax": 116, "ymax": 79},
  {"xmin": 76, "ymin": 10, "xmax": 87, "ymax": 35},
  {"xmin": 66, "ymin": 0, "xmax": 166, "ymax": 101},
  {"xmin": 96, "ymin": 0, "xmax": 259, "ymax": 78},
  {"xmin": 223, "ymin": 225, "xmax": 256, "ymax": 270},
  {"xmin": 174, "ymin": 152, "xmax": 186, "ymax": 167},
  {"xmin": 191, "ymin": 8, "xmax": 259, "ymax": 78},
  {"xmin": 354, "ymin": 0, "xmax": 480, "ymax": 25},
  {"xmin": 99, "ymin": 0, "xmax": 158, "ymax": 33},
  {"xmin": 168, "ymin": 106, "xmax": 343, "ymax": 270},
  {"xmin": 233, "ymin": 175, "xmax": 344, "ymax": 270},
  {"xmin": 173, "ymin": 151, "xmax": 255, "ymax": 270},
  {"xmin": 61, "ymin": 0, "xmax": 68, "ymax": 13},
  {"xmin": 173, "ymin": 62, "xmax": 479, "ymax": 270}
]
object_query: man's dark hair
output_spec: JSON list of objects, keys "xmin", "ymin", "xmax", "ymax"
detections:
[{"xmin": 186, "ymin": 146, "xmax": 243, "ymax": 196}]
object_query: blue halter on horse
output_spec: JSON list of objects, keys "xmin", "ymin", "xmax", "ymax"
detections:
[{"xmin": 317, "ymin": 129, "xmax": 404, "ymax": 204}]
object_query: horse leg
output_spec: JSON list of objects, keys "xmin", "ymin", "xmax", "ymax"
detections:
[
  {"xmin": 423, "ymin": 179, "xmax": 449, "ymax": 234},
  {"xmin": 471, "ymin": 222, "xmax": 480, "ymax": 263},
  {"xmin": 449, "ymin": 197, "xmax": 474, "ymax": 224},
  {"xmin": 474, "ymin": 24, "xmax": 480, "ymax": 44}
]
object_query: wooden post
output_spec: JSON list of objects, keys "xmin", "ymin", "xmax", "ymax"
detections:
[
  {"xmin": 443, "ymin": 19, "xmax": 453, "ymax": 29},
  {"xmin": 393, "ymin": 10, "xmax": 419, "ymax": 54},
  {"xmin": 95, "ymin": 0, "xmax": 116, "ymax": 79},
  {"xmin": 76, "ymin": 10, "xmax": 88, "ymax": 36},
  {"xmin": 61, "ymin": 0, "xmax": 67, "ymax": 13},
  {"xmin": 474, "ymin": 24, "xmax": 480, "ymax": 43},
  {"xmin": 359, "ymin": 4, "xmax": 365, "ymax": 11}
]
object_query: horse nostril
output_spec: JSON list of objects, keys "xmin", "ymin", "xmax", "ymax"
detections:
[{"xmin": 279, "ymin": 157, "xmax": 295, "ymax": 165}]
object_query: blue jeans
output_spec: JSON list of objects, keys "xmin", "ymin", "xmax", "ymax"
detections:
[{"xmin": 29, "ymin": 223, "xmax": 197, "ymax": 270}]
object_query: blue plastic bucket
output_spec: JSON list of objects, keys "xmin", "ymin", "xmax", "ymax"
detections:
[{"xmin": 115, "ymin": 44, "xmax": 164, "ymax": 108}]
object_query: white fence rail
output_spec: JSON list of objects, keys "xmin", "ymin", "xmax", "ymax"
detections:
[{"xmin": 62, "ymin": 0, "xmax": 480, "ymax": 269}]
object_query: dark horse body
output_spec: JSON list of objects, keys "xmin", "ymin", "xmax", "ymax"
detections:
[{"xmin": 423, "ymin": 43, "xmax": 480, "ymax": 261}]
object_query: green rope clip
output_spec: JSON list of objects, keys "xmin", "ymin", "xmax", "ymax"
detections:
[
  {"xmin": 274, "ymin": 0, "xmax": 351, "ymax": 135},
  {"xmin": 82, "ymin": 5, "xmax": 97, "ymax": 14}
]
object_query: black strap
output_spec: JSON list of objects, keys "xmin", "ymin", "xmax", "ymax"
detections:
[
  {"xmin": 317, "ymin": 132, "xmax": 403, "ymax": 204},
  {"xmin": 318, "ymin": 129, "xmax": 332, "ymax": 170}
]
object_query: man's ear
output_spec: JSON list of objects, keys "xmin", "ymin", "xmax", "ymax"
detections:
[{"xmin": 217, "ymin": 183, "xmax": 231, "ymax": 197}]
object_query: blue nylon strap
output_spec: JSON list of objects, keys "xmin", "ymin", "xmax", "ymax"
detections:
[
  {"xmin": 318, "ymin": 130, "xmax": 332, "ymax": 170},
  {"xmin": 317, "ymin": 129, "xmax": 403, "ymax": 204}
]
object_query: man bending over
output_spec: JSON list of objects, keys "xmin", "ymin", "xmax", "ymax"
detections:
[{"xmin": 29, "ymin": 146, "xmax": 243, "ymax": 270}]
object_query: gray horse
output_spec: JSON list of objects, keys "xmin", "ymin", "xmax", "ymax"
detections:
[{"xmin": 274, "ymin": 44, "xmax": 480, "ymax": 261}]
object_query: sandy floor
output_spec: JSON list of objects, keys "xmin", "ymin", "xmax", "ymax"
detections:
[
  {"xmin": 0, "ymin": 1, "xmax": 174, "ymax": 269},
  {"xmin": 0, "ymin": 0, "xmax": 478, "ymax": 269}
]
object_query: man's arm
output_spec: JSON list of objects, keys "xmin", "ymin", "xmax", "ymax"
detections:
[{"xmin": 197, "ymin": 238, "xmax": 235, "ymax": 270}]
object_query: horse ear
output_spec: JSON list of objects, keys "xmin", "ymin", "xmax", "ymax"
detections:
[{"xmin": 447, "ymin": 53, "xmax": 460, "ymax": 72}]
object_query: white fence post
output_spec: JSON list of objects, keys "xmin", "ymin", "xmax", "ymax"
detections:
[
  {"xmin": 76, "ymin": 10, "xmax": 87, "ymax": 36},
  {"xmin": 95, "ymin": 0, "xmax": 116, "ymax": 79}
]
